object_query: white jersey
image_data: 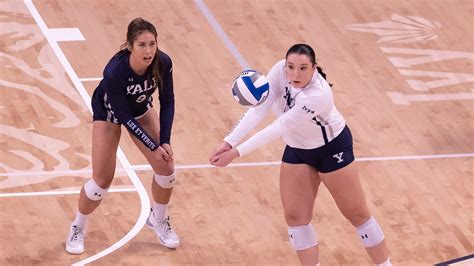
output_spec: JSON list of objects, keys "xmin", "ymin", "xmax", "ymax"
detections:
[{"xmin": 225, "ymin": 60, "xmax": 346, "ymax": 156}]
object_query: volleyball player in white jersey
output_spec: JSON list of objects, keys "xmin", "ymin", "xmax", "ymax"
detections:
[{"xmin": 210, "ymin": 44, "xmax": 391, "ymax": 265}]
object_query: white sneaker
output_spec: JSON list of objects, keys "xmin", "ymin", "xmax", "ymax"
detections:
[
  {"xmin": 146, "ymin": 212, "xmax": 180, "ymax": 249},
  {"xmin": 66, "ymin": 225, "xmax": 85, "ymax": 254}
]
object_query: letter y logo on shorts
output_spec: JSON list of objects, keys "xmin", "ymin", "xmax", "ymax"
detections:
[{"xmin": 333, "ymin": 152, "xmax": 344, "ymax": 163}]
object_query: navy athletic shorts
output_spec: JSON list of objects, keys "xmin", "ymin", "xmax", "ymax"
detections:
[
  {"xmin": 282, "ymin": 125, "xmax": 355, "ymax": 173},
  {"xmin": 91, "ymin": 89, "xmax": 118, "ymax": 123}
]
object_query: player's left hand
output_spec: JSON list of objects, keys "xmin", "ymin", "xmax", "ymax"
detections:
[{"xmin": 210, "ymin": 148, "xmax": 239, "ymax": 167}]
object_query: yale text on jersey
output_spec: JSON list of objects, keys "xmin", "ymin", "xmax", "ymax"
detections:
[{"xmin": 126, "ymin": 79, "xmax": 154, "ymax": 95}]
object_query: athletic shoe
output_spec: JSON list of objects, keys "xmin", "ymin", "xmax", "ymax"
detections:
[
  {"xmin": 146, "ymin": 212, "xmax": 180, "ymax": 248},
  {"xmin": 66, "ymin": 225, "xmax": 85, "ymax": 254}
]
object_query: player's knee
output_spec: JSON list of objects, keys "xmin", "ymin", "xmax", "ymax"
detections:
[
  {"xmin": 344, "ymin": 209, "xmax": 371, "ymax": 227},
  {"xmin": 288, "ymin": 224, "xmax": 318, "ymax": 250},
  {"xmin": 284, "ymin": 210, "xmax": 312, "ymax": 226},
  {"xmin": 83, "ymin": 178, "xmax": 109, "ymax": 201},
  {"xmin": 356, "ymin": 216, "xmax": 385, "ymax": 247},
  {"xmin": 154, "ymin": 171, "xmax": 176, "ymax": 189}
]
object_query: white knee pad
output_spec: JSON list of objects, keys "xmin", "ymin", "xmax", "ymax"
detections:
[
  {"xmin": 154, "ymin": 171, "xmax": 176, "ymax": 189},
  {"xmin": 356, "ymin": 216, "xmax": 385, "ymax": 247},
  {"xmin": 288, "ymin": 224, "xmax": 318, "ymax": 250},
  {"xmin": 83, "ymin": 179, "xmax": 109, "ymax": 201}
]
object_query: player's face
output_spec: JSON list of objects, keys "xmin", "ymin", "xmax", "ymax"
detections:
[
  {"xmin": 285, "ymin": 54, "xmax": 316, "ymax": 89},
  {"xmin": 129, "ymin": 31, "xmax": 157, "ymax": 73}
]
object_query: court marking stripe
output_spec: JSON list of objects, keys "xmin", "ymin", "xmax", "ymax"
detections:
[
  {"xmin": 23, "ymin": 1, "xmax": 150, "ymax": 265},
  {"xmin": 434, "ymin": 254, "xmax": 473, "ymax": 265},
  {"xmin": 195, "ymin": 0, "xmax": 250, "ymax": 70},
  {"xmin": 0, "ymin": 152, "xmax": 472, "ymax": 178},
  {"xmin": 356, "ymin": 153, "xmax": 474, "ymax": 161},
  {"xmin": 134, "ymin": 152, "xmax": 474, "ymax": 170},
  {"xmin": 0, "ymin": 187, "xmax": 137, "ymax": 198},
  {"xmin": 2, "ymin": 152, "xmax": 473, "ymax": 198}
]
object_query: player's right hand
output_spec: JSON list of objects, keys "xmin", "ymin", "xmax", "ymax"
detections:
[{"xmin": 209, "ymin": 141, "xmax": 232, "ymax": 163}]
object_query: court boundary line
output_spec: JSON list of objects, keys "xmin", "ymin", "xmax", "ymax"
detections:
[
  {"xmin": 23, "ymin": 1, "xmax": 150, "ymax": 265},
  {"xmin": 133, "ymin": 152, "xmax": 474, "ymax": 170},
  {"xmin": 1, "ymin": 152, "xmax": 472, "ymax": 178},
  {"xmin": 434, "ymin": 254, "xmax": 474, "ymax": 265},
  {"xmin": 2, "ymin": 152, "xmax": 472, "ymax": 198},
  {"xmin": 0, "ymin": 187, "xmax": 137, "ymax": 198}
]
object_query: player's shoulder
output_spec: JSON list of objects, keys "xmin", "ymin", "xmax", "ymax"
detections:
[
  {"xmin": 301, "ymin": 81, "xmax": 327, "ymax": 100},
  {"xmin": 104, "ymin": 50, "xmax": 129, "ymax": 78},
  {"xmin": 273, "ymin": 59, "xmax": 286, "ymax": 69},
  {"xmin": 268, "ymin": 59, "xmax": 286, "ymax": 77},
  {"xmin": 300, "ymin": 78, "xmax": 334, "ymax": 109},
  {"xmin": 157, "ymin": 50, "xmax": 173, "ymax": 75},
  {"xmin": 158, "ymin": 50, "xmax": 172, "ymax": 66}
]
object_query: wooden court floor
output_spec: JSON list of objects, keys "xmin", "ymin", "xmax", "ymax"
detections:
[{"xmin": 1, "ymin": 0, "xmax": 473, "ymax": 265}]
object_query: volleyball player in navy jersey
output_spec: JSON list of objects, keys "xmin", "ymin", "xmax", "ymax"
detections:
[
  {"xmin": 66, "ymin": 18, "xmax": 179, "ymax": 254},
  {"xmin": 210, "ymin": 44, "xmax": 391, "ymax": 265}
]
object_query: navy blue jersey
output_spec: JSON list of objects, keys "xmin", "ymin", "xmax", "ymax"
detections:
[{"xmin": 91, "ymin": 50, "xmax": 175, "ymax": 151}]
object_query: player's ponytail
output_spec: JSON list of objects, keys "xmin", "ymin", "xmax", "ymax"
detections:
[
  {"xmin": 151, "ymin": 48, "xmax": 163, "ymax": 91},
  {"xmin": 286, "ymin": 43, "xmax": 332, "ymax": 87}
]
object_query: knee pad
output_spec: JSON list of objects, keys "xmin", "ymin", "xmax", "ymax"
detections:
[
  {"xmin": 83, "ymin": 179, "xmax": 109, "ymax": 201},
  {"xmin": 356, "ymin": 216, "xmax": 385, "ymax": 247},
  {"xmin": 288, "ymin": 224, "xmax": 318, "ymax": 250},
  {"xmin": 154, "ymin": 171, "xmax": 176, "ymax": 189}
]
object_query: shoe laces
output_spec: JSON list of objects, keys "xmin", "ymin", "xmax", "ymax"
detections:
[
  {"xmin": 158, "ymin": 217, "xmax": 174, "ymax": 235},
  {"xmin": 70, "ymin": 225, "xmax": 85, "ymax": 242}
]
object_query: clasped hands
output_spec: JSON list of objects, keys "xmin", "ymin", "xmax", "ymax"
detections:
[
  {"xmin": 209, "ymin": 142, "xmax": 240, "ymax": 167},
  {"xmin": 156, "ymin": 143, "xmax": 174, "ymax": 161}
]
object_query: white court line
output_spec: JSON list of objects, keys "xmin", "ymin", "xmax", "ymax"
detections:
[
  {"xmin": 133, "ymin": 152, "xmax": 474, "ymax": 170},
  {"xmin": 356, "ymin": 153, "xmax": 474, "ymax": 161},
  {"xmin": 48, "ymin": 28, "xmax": 85, "ymax": 42},
  {"xmin": 2, "ymin": 153, "xmax": 472, "ymax": 198},
  {"xmin": 0, "ymin": 187, "xmax": 137, "ymax": 198},
  {"xmin": 0, "ymin": 169, "xmax": 94, "ymax": 177},
  {"xmin": 23, "ymin": 1, "xmax": 150, "ymax": 265},
  {"xmin": 1, "ymin": 152, "xmax": 472, "ymax": 178}
]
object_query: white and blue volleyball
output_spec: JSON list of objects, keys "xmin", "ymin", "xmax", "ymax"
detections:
[{"xmin": 232, "ymin": 70, "xmax": 270, "ymax": 107}]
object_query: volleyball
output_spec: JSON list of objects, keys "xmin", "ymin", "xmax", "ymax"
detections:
[{"xmin": 231, "ymin": 70, "xmax": 270, "ymax": 107}]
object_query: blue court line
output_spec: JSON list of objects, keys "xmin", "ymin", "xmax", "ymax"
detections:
[
  {"xmin": 434, "ymin": 254, "xmax": 473, "ymax": 265},
  {"xmin": 195, "ymin": 0, "xmax": 250, "ymax": 70}
]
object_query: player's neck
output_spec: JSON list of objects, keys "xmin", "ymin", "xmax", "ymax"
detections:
[{"xmin": 129, "ymin": 55, "xmax": 147, "ymax": 76}]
